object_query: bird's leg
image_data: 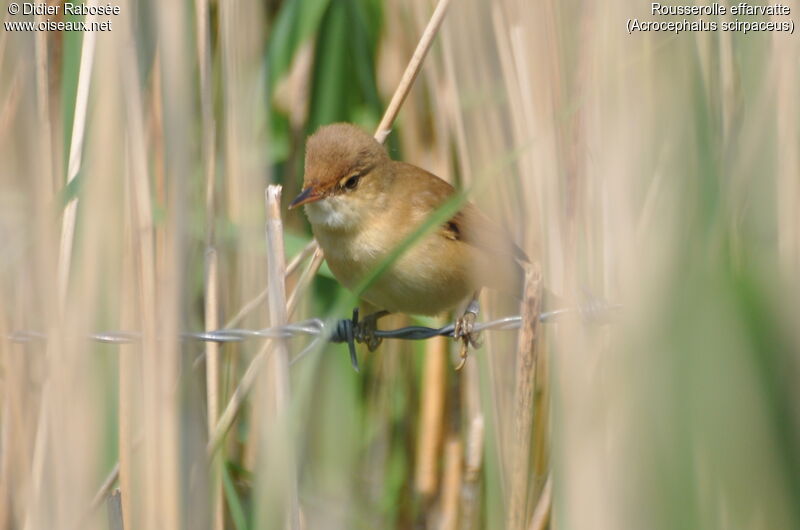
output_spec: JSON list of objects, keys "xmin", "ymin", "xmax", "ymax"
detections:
[
  {"xmin": 353, "ymin": 308, "xmax": 390, "ymax": 352},
  {"xmin": 454, "ymin": 292, "xmax": 482, "ymax": 370}
]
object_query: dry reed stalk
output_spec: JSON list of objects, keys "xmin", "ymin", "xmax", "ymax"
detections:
[
  {"xmin": 55, "ymin": 4, "xmax": 97, "ymax": 312},
  {"xmin": 530, "ymin": 343, "xmax": 550, "ymax": 494},
  {"xmin": 23, "ymin": 10, "xmax": 95, "ymax": 528},
  {"xmin": 774, "ymin": 32, "xmax": 800, "ymax": 274},
  {"xmin": 203, "ymin": 261, "xmax": 313, "ymax": 457},
  {"xmin": 375, "ymin": 0, "xmax": 452, "ymax": 143},
  {"xmin": 527, "ymin": 474, "xmax": 552, "ymax": 530},
  {"xmin": 203, "ymin": 241, "xmax": 316, "ymax": 456},
  {"xmin": 414, "ymin": 333, "xmax": 448, "ymax": 497},
  {"xmin": 219, "ymin": 0, "xmax": 242, "ymax": 221},
  {"xmin": 21, "ymin": 393, "xmax": 48, "ymax": 530},
  {"xmin": 509, "ymin": 4, "xmax": 556, "ymax": 513},
  {"xmin": 218, "ymin": 0, "xmax": 266, "ymax": 226},
  {"xmin": 2, "ymin": 46, "xmax": 39, "ymax": 530},
  {"xmin": 205, "ymin": 242, "xmax": 319, "ymax": 456},
  {"xmin": 2, "ymin": 284, "xmax": 38, "ymax": 529},
  {"xmin": 217, "ymin": 0, "xmax": 269, "ymax": 472},
  {"xmin": 128, "ymin": 94, "xmax": 160, "ymax": 530},
  {"xmin": 505, "ymin": 12, "xmax": 559, "ymax": 520},
  {"xmin": 458, "ymin": 346, "xmax": 485, "ymax": 529},
  {"xmin": 0, "ymin": 285, "xmax": 16, "ymax": 525},
  {"xmin": 196, "ymin": 0, "xmax": 216, "ymax": 240},
  {"xmin": 439, "ymin": 436, "xmax": 464, "ymax": 530},
  {"xmin": 264, "ymin": 186, "xmax": 294, "ymax": 412},
  {"xmin": 460, "ymin": 414, "xmax": 485, "ymax": 530},
  {"xmin": 507, "ymin": 263, "xmax": 543, "ymax": 530},
  {"xmin": 33, "ymin": 15, "xmax": 54, "ymax": 199},
  {"xmin": 117, "ymin": 8, "xmax": 159, "ymax": 522},
  {"xmin": 146, "ymin": 2, "xmax": 194, "ymax": 525},
  {"xmin": 205, "ymin": 249, "xmax": 224, "ymax": 530},
  {"xmin": 117, "ymin": 233, "xmax": 135, "ymax": 530},
  {"xmin": 117, "ymin": 11, "xmax": 162, "ymax": 524},
  {"xmin": 57, "ymin": 17, "xmax": 130, "ymax": 522},
  {"xmin": 253, "ymin": 185, "xmax": 300, "ymax": 530},
  {"xmin": 195, "ymin": 0, "xmax": 223, "ymax": 520},
  {"xmin": 0, "ymin": 398, "xmax": 12, "ymax": 526},
  {"xmin": 195, "ymin": 11, "xmax": 224, "ymax": 521}
]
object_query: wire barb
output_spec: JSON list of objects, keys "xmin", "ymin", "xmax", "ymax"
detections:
[{"xmin": 332, "ymin": 309, "xmax": 361, "ymax": 372}]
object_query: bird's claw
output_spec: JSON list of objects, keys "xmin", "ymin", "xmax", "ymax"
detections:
[
  {"xmin": 336, "ymin": 309, "xmax": 390, "ymax": 372},
  {"xmin": 454, "ymin": 309, "xmax": 481, "ymax": 370},
  {"xmin": 354, "ymin": 311, "xmax": 384, "ymax": 352}
]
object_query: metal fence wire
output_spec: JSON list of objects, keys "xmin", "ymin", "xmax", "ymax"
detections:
[{"xmin": 7, "ymin": 303, "xmax": 621, "ymax": 369}]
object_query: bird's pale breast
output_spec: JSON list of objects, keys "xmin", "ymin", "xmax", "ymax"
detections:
[{"xmin": 313, "ymin": 215, "xmax": 475, "ymax": 316}]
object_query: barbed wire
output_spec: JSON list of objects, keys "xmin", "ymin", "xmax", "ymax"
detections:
[{"xmin": 7, "ymin": 304, "xmax": 621, "ymax": 359}]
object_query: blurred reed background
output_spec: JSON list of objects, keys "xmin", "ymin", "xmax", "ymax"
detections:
[{"xmin": 1, "ymin": 0, "xmax": 799, "ymax": 529}]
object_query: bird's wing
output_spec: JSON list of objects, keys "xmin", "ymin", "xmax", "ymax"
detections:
[
  {"xmin": 393, "ymin": 162, "xmax": 528, "ymax": 264},
  {"xmin": 443, "ymin": 203, "xmax": 530, "ymax": 265}
]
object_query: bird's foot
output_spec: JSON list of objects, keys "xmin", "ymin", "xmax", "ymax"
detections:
[
  {"xmin": 453, "ymin": 298, "xmax": 482, "ymax": 370},
  {"xmin": 335, "ymin": 308, "xmax": 390, "ymax": 372},
  {"xmin": 353, "ymin": 308, "xmax": 389, "ymax": 352}
]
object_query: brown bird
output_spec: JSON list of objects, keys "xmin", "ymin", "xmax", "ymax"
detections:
[{"xmin": 289, "ymin": 123, "xmax": 527, "ymax": 367}]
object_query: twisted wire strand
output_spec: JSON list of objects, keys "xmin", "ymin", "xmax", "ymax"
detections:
[{"xmin": 6, "ymin": 304, "xmax": 621, "ymax": 346}]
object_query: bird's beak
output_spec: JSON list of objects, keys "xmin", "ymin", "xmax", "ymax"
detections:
[{"xmin": 289, "ymin": 186, "xmax": 323, "ymax": 209}]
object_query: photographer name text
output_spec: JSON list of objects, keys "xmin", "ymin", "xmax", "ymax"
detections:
[{"xmin": 13, "ymin": 2, "xmax": 120, "ymax": 16}]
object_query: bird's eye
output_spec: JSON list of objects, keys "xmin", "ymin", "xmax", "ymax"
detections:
[{"xmin": 342, "ymin": 174, "xmax": 360, "ymax": 190}]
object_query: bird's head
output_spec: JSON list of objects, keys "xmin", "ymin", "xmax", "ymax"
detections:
[{"xmin": 290, "ymin": 123, "xmax": 392, "ymax": 231}]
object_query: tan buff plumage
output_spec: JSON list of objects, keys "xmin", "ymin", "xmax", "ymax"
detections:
[{"xmin": 291, "ymin": 123, "xmax": 525, "ymax": 316}]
